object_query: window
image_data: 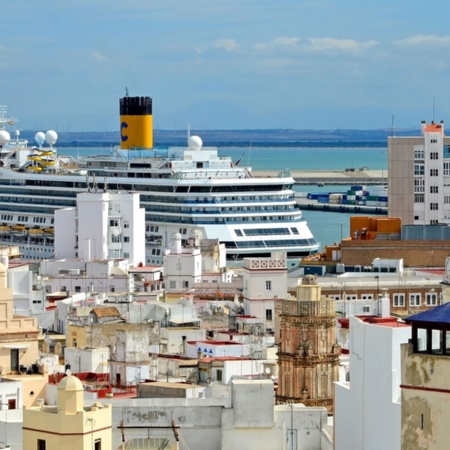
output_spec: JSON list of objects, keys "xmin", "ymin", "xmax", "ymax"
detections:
[
  {"xmin": 414, "ymin": 164, "xmax": 424, "ymax": 176},
  {"xmin": 414, "ymin": 179, "xmax": 425, "ymax": 193},
  {"xmin": 38, "ymin": 440, "xmax": 46, "ymax": 450},
  {"xmin": 430, "ymin": 203, "xmax": 439, "ymax": 211},
  {"xmin": 266, "ymin": 309, "xmax": 273, "ymax": 321},
  {"xmin": 430, "ymin": 152, "xmax": 439, "ymax": 160},
  {"xmin": 95, "ymin": 439, "xmax": 102, "ymax": 450},
  {"xmin": 75, "ymin": 286, "xmax": 81, "ymax": 293},
  {"xmin": 110, "ymin": 219, "xmax": 119, "ymax": 227},
  {"xmin": 444, "ymin": 162, "xmax": 450, "ymax": 176},
  {"xmin": 216, "ymin": 369, "xmax": 223, "ymax": 382},
  {"xmin": 393, "ymin": 293, "xmax": 405, "ymax": 307},
  {"xmin": 169, "ymin": 281, "xmax": 176, "ymax": 289},
  {"xmin": 361, "ymin": 294, "xmax": 373, "ymax": 300},
  {"xmin": 111, "ymin": 234, "xmax": 121, "ymax": 243},
  {"xmin": 430, "ymin": 168, "xmax": 438, "ymax": 176},
  {"xmin": 266, "ymin": 280, "xmax": 272, "ymax": 290},
  {"xmin": 445, "ymin": 196, "xmax": 450, "ymax": 204},
  {"xmin": 415, "ymin": 194, "xmax": 424, "ymax": 203},
  {"xmin": 430, "ymin": 186, "xmax": 439, "ymax": 194},
  {"xmin": 426, "ymin": 292, "xmax": 438, "ymax": 306},
  {"xmin": 123, "ymin": 236, "xmax": 130, "ymax": 243},
  {"xmin": 414, "ymin": 149, "xmax": 424, "ymax": 159},
  {"xmin": 409, "ymin": 293, "xmax": 421, "ymax": 307}
]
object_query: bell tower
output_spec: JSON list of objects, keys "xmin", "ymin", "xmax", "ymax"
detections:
[{"xmin": 276, "ymin": 275, "xmax": 340, "ymax": 411}]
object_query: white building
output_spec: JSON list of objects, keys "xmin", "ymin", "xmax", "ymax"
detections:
[
  {"xmin": 389, "ymin": 120, "xmax": 450, "ymax": 225},
  {"xmin": 186, "ymin": 340, "xmax": 250, "ymax": 358},
  {"xmin": 164, "ymin": 233, "xmax": 202, "ymax": 293},
  {"xmin": 64, "ymin": 347, "xmax": 110, "ymax": 374},
  {"xmin": 334, "ymin": 315, "xmax": 411, "ymax": 450},
  {"xmin": 55, "ymin": 191, "xmax": 145, "ymax": 266},
  {"xmin": 242, "ymin": 253, "xmax": 287, "ymax": 333},
  {"xmin": 41, "ymin": 258, "xmax": 134, "ymax": 300}
]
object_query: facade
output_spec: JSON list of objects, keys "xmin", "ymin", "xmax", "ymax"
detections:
[
  {"xmin": 242, "ymin": 252, "xmax": 288, "ymax": 333},
  {"xmin": 389, "ymin": 120, "xmax": 450, "ymax": 225},
  {"xmin": 311, "ymin": 273, "xmax": 443, "ymax": 318},
  {"xmin": 276, "ymin": 275, "xmax": 340, "ymax": 411},
  {"xmin": 55, "ymin": 191, "xmax": 146, "ymax": 266},
  {"xmin": 401, "ymin": 303, "xmax": 450, "ymax": 449},
  {"xmin": 164, "ymin": 233, "xmax": 202, "ymax": 293},
  {"xmin": 23, "ymin": 373, "xmax": 112, "ymax": 450},
  {"xmin": 0, "ymin": 262, "xmax": 39, "ymax": 375},
  {"xmin": 335, "ymin": 315, "xmax": 411, "ymax": 450}
]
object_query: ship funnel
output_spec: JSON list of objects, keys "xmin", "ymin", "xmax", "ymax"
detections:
[{"xmin": 119, "ymin": 95, "xmax": 153, "ymax": 149}]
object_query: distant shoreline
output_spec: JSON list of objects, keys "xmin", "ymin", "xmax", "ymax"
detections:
[
  {"xmin": 55, "ymin": 141, "xmax": 388, "ymax": 148},
  {"xmin": 17, "ymin": 128, "xmax": 418, "ymax": 148}
]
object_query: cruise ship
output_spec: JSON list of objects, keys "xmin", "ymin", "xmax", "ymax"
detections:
[{"xmin": 0, "ymin": 96, "xmax": 319, "ymax": 266}]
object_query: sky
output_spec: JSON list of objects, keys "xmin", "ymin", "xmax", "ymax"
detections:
[{"xmin": 2, "ymin": 1, "xmax": 450, "ymax": 132}]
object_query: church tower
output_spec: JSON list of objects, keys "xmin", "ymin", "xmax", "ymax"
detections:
[{"xmin": 276, "ymin": 275, "xmax": 340, "ymax": 411}]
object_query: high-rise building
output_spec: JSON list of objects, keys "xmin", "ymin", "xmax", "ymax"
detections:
[
  {"xmin": 389, "ymin": 120, "xmax": 450, "ymax": 225},
  {"xmin": 276, "ymin": 275, "xmax": 340, "ymax": 411}
]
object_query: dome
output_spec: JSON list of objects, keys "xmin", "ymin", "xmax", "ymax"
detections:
[
  {"xmin": 58, "ymin": 374, "xmax": 83, "ymax": 392},
  {"xmin": 188, "ymin": 135, "xmax": 203, "ymax": 150},
  {"xmin": 0, "ymin": 130, "xmax": 10, "ymax": 145}
]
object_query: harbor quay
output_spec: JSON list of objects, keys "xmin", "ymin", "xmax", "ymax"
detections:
[{"xmin": 253, "ymin": 169, "xmax": 385, "ymax": 185}]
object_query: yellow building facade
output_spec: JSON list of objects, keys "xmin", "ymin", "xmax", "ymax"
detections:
[
  {"xmin": 0, "ymin": 262, "xmax": 39, "ymax": 375},
  {"xmin": 23, "ymin": 373, "xmax": 112, "ymax": 450}
]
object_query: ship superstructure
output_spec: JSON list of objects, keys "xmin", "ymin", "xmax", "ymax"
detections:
[{"xmin": 0, "ymin": 96, "xmax": 319, "ymax": 266}]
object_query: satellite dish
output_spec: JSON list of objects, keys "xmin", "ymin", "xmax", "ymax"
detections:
[
  {"xmin": 45, "ymin": 130, "xmax": 58, "ymax": 146},
  {"xmin": 35, "ymin": 132, "xmax": 45, "ymax": 147},
  {"xmin": 0, "ymin": 130, "xmax": 11, "ymax": 145}
]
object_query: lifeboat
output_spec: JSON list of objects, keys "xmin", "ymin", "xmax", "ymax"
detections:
[
  {"xmin": 43, "ymin": 227, "xmax": 54, "ymax": 236},
  {"xmin": 0, "ymin": 224, "xmax": 10, "ymax": 234},
  {"xmin": 29, "ymin": 227, "xmax": 44, "ymax": 236},
  {"xmin": 10, "ymin": 225, "xmax": 26, "ymax": 236}
]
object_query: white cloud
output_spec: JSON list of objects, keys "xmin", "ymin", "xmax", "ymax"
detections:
[
  {"xmin": 255, "ymin": 36, "xmax": 301, "ymax": 51},
  {"xmin": 394, "ymin": 34, "xmax": 450, "ymax": 48},
  {"xmin": 307, "ymin": 38, "xmax": 379, "ymax": 52},
  {"xmin": 90, "ymin": 51, "xmax": 108, "ymax": 62},
  {"xmin": 254, "ymin": 36, "xmax": 378, "ymax": 54},
  {"xmin": 212, "ymin": 39, "xmax": 239, "ymax": 52}
]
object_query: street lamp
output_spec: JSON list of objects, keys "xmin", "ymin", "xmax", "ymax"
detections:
[{"xmin": 375, "ymin": 276, "xmax": 380, "ymax": 299}]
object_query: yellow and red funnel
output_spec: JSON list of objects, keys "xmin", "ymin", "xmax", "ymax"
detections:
[{"xmin": 119, "ymin": 96, "xmax": 153, "ymax": 149}]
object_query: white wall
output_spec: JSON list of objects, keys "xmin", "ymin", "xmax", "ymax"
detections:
[
  {"xmin": 334, "ymin": 316, "xmax": 411, "ymax": 450},
  {"xmin": 64, "ymin": 347, "xmax": 110, "ymax": 374}
]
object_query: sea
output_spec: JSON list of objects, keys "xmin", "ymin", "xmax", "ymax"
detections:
[{"xmin": 59, "ymin": 145, "xmax": 388, "ymax": 251}]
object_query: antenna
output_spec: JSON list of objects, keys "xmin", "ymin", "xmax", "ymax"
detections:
[
  {"xmin": 125, "ymin": 87, "xmax": 129, "ymax": 97},
  {"xmin": 433, "ymin": 96, "xmax": 435, "ymax": 122}
]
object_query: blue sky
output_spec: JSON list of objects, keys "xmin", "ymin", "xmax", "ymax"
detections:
[{"xmin": 2, "ymin": 1, "xmax": 450, "ymax": 131}]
